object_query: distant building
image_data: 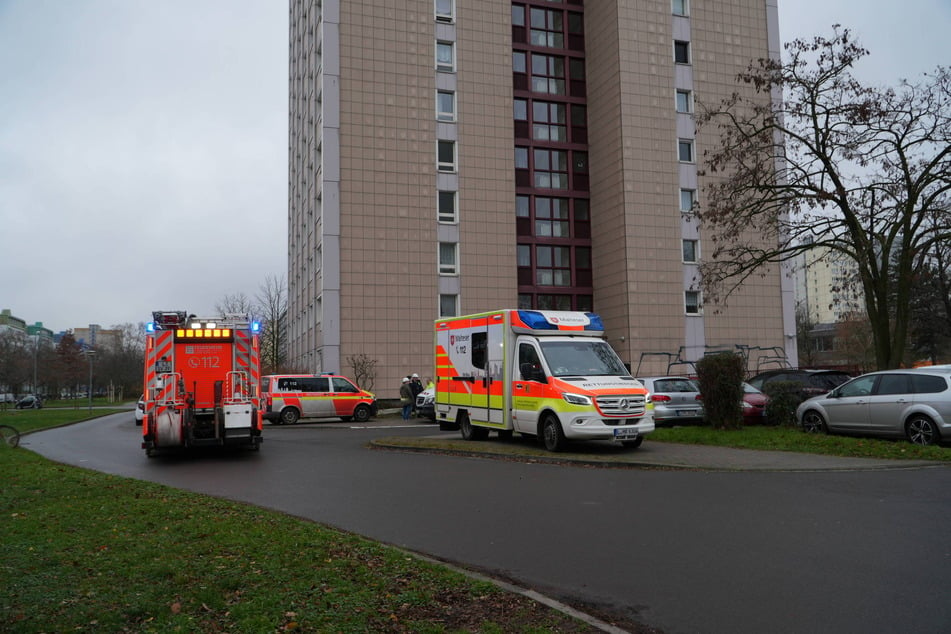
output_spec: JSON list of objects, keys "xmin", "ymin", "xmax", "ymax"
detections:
[
  {"xmin": 796, "ymin": 245, "xmax": 865, "ymax": 324},
  {"xmin": 287, "ymin": 0, "xmax": 796, "ymax": 395}
]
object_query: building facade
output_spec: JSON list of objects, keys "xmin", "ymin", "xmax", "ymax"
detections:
[{"xmin": 287, "ymin": 0, "xmax": 796, "ymax": 397}]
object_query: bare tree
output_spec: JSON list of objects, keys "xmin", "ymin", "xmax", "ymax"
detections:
[
  {"xmin": 696, "ymin": 27, "xmax": 951, "ymax": 369},
  {"xmin": 255, "ymin": 274, "xmax": 288, "ymax": 374},
  {"xmin": 347, "ymin": 354, "xmax": 378, "ymax": 392},
  {"xmin": 215, "ymin": 293, "xmax": 254, "ymax": 316}
]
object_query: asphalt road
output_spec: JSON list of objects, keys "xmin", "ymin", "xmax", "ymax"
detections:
[{"xmin": 24, "ymin": 413, "xmax": 951, "ymax": 634}]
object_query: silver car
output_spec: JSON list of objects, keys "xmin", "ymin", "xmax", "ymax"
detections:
[
  {"xmin": 795, "ymin": 368, "xmax": 951, "ymax": 445},
  {"xmin": 637, "ymin": 376, "xmax": 704, "ymax": 425}
]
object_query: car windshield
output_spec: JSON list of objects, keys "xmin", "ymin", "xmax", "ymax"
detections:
[{"xmin": 539, "ymin": 340, "xmax": 628, "ymax": 377}]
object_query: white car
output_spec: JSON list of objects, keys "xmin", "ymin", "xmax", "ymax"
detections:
[
  {"xmin": 415, "ymin": 387, "xmax": 435, "ymax": 422},
  {"xmin": 134, "ymin": 395, "xmax": 145, "ymax": 425}
]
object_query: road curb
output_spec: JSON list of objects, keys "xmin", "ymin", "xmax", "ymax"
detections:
[{"xmin": 370, "ymin": 436, "xmax": 947, "ymax": 472}]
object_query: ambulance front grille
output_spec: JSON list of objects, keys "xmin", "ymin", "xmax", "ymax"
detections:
[{"xmin": 596, "ymin": 394, "xmax": 647, "ymax": 418}]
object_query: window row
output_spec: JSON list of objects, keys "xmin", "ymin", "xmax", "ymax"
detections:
[
  {"xmin": 513, "ymin": 51, "xmax": 585, "ymax": 97},
  {"xmin": 515, "ymin": 195, "xmax": 589, "ymax": 239},
  {"xmin": 518, "ymin": 293, "xmax": 593, "ymax": 312},
  {"xmin": 513, "ymin": 98, "xmax": 587, "ymax": 143},
  {"xmin": 517, "ymin": 244, "xmax": 591, "ymax": 288},
  {"xmin": 514, "ymin": 147, "xmax": 588, "ymax": 189},
  {"xmin": 511, "ymin": 4, "xmax": 584, "ymax": 51}
]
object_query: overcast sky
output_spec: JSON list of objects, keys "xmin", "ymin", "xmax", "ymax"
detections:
[{"xmin": 1, "ymin": 1, "xmax": 948, "ymax": 334}]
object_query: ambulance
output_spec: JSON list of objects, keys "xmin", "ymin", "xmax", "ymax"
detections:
[{"xmin": 434, "ymin": 310, "xmax": 654, "ymax": 451}]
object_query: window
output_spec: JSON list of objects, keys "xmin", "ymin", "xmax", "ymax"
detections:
[
  {"xmin": 676, "ymin": 89, "xmax": 692, "ymax": 113},
  {"xmin": 535, "ymin": 197, "xmax": 570, "ymax": 237},
  {"xmin": 674, "ymin": 40, "xmax": 690, "ymax": 64},
  {"xmin": 512, "ymin": 4, "xmax": 526, "ymax": 27},
  {"xmin": 678, "ymin": 139, "xmax": 694, "ymax": 163},
  {"xmin": 682, "ymin": 239, "xmax": 698, "ymax": 263},
  {"xmin": 536, "ymin": 245, "xmax": 571, "ymax": 286},
  {"xmin": 435, "ymin": 0, "xmax": 454, "ymax": 22},
  {"xmin": 530, "ymin": 7, "xmax": 564, "ymax": 48},
  {"xmin": 513, "ymin": 51, "xmax": 527, "ymax": 73},
  {"xmin": 437, "ymin": 90, "xmax": 455, "ymax": 121},
  {"xmin": 839, "ymin": 375, "xmax": 876, "ymax": 398},
  {"xmin": 436, "ymin": 41, "xmax": 455, "ymax": 72},
  {"xmin": 515, "ymin": 146, "xmax": 529, "ymax": 169},
  {"xmin": 685, "ymin": 290, "xmax": 701, "ymax": 314},
  {"xmin": 438, "ymin": 190, "xmax": 457, "ymax": 222},
  {"xmin": 876, "ymin": 374, "xmax": 910, "ymax": 396},
  {"xmin": 437, "ymin": 140, "xmax": 456, "ymax": 172},
  {"xmin": 516, "ymin": 195, "xmax": 530, "ymax": 217},
  {"xmin": 911, "ymin": 374, "xmax": 949, "ymax": 394},
  {"xmin": 517, "ymin": 244, "xmax": 532, "ymax": 267},
  {"xmin": 331, "ymin": 377, "xmax": 359, "ymax": 393},
  {"xmin": 514, "ymin": 98, "xmax": 528, "ymax": 120},
  {"xmin": 531, "ymin": 53, "xmax": 565, "ymax": 95},
  {"xmin": 534, "ymin": 148, "xmax": 568, "ymax": 188},
  {"xmin": 532, "ymin": 101, "xmax": 567, "ymax": 141},
  {"xmin": 439, "ymin": 294, "xmax": 458, "ymax": 317},
  {"xmin": 672, "ymin": 0, "xmax": 689, "ymax": 16},
  {"xmin": 439, "ymin": 242, "xmax": 458, "ymax": 275},
  {"xmin": 680, "ymin": 188, "xmax": 696, "ymax": 212}
]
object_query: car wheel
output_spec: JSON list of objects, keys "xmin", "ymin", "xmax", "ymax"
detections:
[
  {"xmin": 352, "ymin": 404, "xmax": 371, "ymax": 423},
  {"xmin": 541, "ymin": 414, "xmax": 566, "ymax": 452},
  {"xmin": 623, "ymin": 437, "xmax": 644, "ymax": 449},
  {"xmin": 906, "ymin": 415, "xmax": 939, "ymax": 446},
  {"xmin": 280, "ymin": 407, "xmax": 300, "ymax": 425},
  {"xmin": 801, "ymin": 410, "xmax": 827, "ymax": 434},
  {"xmin": 459, "ymin": 412, "xmax": 487, "ymax": 441}
]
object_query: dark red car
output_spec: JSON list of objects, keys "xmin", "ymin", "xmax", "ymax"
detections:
[{"xmin": 741, "ymin": 382, "xmax": 768, "ymax": 424}]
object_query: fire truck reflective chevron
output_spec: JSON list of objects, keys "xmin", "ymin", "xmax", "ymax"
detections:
[
  {"xmin": 141, "ymin": 311, "xmax": 263, "ymax": 456},
  {"xmin": 434, "ymin": 310, "xmax": 654, "ymax": 452}
]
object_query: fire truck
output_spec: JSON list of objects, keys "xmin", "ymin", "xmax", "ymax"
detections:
[{"xmin": 141, "ymin": 310, "xmax": 263, "ymax": 456}]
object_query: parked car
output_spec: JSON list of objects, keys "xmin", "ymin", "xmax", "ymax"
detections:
[
  {"xmin": 795, "ymin": 367, "xmax": 951, "ymax": 445},
  {"xmin": 15, "ymin": 395, "xmax": 43, "ymax": 409},
  {"xmin": 637, "ymin": 376, "xmax": 704, "ymax": 425},
  {"xmin": 741, "ymin": 382, "xmax": 769, "ymax": 424},
  {"xmin": 748, "ymin": 369, "xmax": 852, "ymax": 402},
  {"xmin": 134, "ymin": 394, "xmax": 145, "ymax": 425},
  {"xmin": 261, "ymin": 373, "xmax": 377, "ymax": 424},
  {"xmin": 415, "ymin": 387, "xmax": 435, "ymax": 422}
]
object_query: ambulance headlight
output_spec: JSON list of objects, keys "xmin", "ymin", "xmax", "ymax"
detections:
[{"xmin": 562, "ymin": 392, "xmax": 592, "ymax": 406}]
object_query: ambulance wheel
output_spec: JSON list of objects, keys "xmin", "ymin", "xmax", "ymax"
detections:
[
  {"xmin": 352, "ymin": 404, "xmax": 371, "ymax": 423},
  {"xmin": 622, "ymin": 437, "xmax": 644, "ymax": 449},
  {"xmin": 541, "ymin": 415, "xmax": 567, "ymax": 452},
  {"xmin": 459, "ymin": 412, "xmax": 488, "ymax": 441},
  {"xmin": 280, "ymin": 407, "xmax": 300, "ymax": 425}
]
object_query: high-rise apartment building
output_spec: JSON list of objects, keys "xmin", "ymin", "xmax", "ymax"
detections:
[{"xmin": 288, "ymin": 0, "xmax": 797, "ymax": 397}]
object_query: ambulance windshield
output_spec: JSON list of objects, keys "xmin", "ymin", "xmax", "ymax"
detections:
[{"xmin": 539, "ymin": 340, "xmax": 629, "ymax": 377}]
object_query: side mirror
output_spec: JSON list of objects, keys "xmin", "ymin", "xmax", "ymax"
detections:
[{"xmin": 520, "ymin": 363, "xmax": 544, "ymax": 382}]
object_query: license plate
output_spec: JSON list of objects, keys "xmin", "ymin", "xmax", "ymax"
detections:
[
  {"xmin": 676, "ymin": 410, "xmax": 691, "ymax": 416},
  {"xmin": 613, "ymin": 428, "xmax": 639, "ymax": 439}
]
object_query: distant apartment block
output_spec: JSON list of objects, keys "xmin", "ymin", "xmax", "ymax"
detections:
[
  {"xmin": 796, "ymin": 244, "xmax": 866, "ymax": 325},
  {"xmin": 287, "ymin": 0, "xmax": 796, "ymax": 395}
]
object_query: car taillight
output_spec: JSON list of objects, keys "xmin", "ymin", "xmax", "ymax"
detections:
[
  {"xmin": 696, "ymin": 394, "xmax": 703, "ymax": 401},
  {"xmin": 653, "ymin": 394, "xmax": 671, "ymax": 402}
]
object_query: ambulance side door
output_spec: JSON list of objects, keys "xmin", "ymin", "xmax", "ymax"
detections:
[
  {"xmin": 512, "ymin": 338, "xmax": 546, "ymax": 434},
  {"xmin": 469, "ymin": 316, "xmax": 505, "ymax": 425}
]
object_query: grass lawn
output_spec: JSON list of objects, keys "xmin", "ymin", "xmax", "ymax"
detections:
[
  {"xmin": 650, "ymin": 424, "xmax": 950, "ymax": 460},
  {"xmin": 0, "ymin": 410, "xmax": 604, "ymax": 633}
]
